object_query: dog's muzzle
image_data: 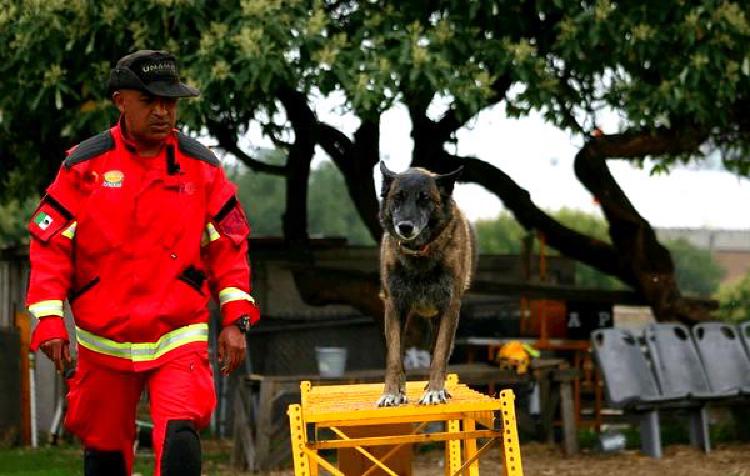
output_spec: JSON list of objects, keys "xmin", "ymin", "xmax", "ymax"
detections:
[{"xmin": 396, "ymin": 221, "xmax": 417, "ymax": 240}]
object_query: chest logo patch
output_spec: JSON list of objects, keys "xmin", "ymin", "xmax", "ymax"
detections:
[{"xmin": 103, "ymin": 170, "xmax": 124, "ymax": 188}]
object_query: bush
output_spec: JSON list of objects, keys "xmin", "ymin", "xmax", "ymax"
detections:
[{"xmin": 717, "ymin": 270, "xmax": 750, "ymax": 323}]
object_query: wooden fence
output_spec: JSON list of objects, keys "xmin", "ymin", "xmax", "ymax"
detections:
[{"xmin": 0, "ymin": 247, "xmax": 28, "ymax": 329}]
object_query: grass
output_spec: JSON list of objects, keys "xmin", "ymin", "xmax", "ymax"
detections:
[
  {"xmin": 0, "ymin": 440, "xmax": 233, "ymax": 476},
  {"xmin": 0, "ymin": 446, "xmax": 155, "ymax": 476},
  {"xmin": 0, "ymin": 446, "xmax": 82, "ymax": 475}
]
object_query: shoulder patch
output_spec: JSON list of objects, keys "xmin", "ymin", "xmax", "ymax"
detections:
[
  {"xmin": 64, "ymin": 131, "xmax": 115, "ymax": 168},
  {"xmin": 177, "ymin": 132, "xmax": 219, "ymax": 166},
  {"xmin": 28, "ymin": 195, "xmax": 74, "ymax": 242}
]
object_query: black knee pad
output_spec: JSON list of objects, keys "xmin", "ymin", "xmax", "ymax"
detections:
[
  {"xmin": 161, "ymin": 419, "xmax": 201, "ymax": 476},
  {"xmin": 84, "ymin": 449, "xmax": 126, "ymax": 476}
]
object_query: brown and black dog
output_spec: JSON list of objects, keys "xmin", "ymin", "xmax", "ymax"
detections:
[{"xmin": 377, "ymin": 162, "xmax": 476, "ymax": 406}]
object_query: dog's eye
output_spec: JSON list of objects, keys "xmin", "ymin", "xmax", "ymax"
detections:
[
  {"xmin": 416, "ymin": 192, "xmax": 429, "ymax": 203},
  {"xmin": 394, "ymin": 191, "xmax": 406, "ymax": 203}
]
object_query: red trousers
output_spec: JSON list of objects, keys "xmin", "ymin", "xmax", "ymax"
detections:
[{"xmin": 65, "ymin": 349, "xmax": 216, "ymax": 476}]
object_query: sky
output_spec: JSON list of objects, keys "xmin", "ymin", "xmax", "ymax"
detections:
[{"xmin": 245, "ymin": 94, "xmax": 750, "ymax": 230}]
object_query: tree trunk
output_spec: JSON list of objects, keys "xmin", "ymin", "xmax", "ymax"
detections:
[
  {"xmin": 278, "ymin": 86, "xmax": 316, "ymax": 246},
  {"xmin": 573, "ymin": 129, "xmax": 712, "ymax": 323},
  {"xmin": 317, "ymin": 120, "xmax": 382, "ymax": 242}
]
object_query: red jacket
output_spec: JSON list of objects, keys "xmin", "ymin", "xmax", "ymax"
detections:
[{"xmin": 27, "ymin": 122, "xmax": 260, "ymax": 371}]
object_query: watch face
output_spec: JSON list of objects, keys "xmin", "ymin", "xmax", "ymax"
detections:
[{"xmin": 237, "ymin": 316, "xmax": 250, "ymax": 333}]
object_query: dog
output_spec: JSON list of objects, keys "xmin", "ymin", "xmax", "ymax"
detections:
[{"xmin": 377, "ymin": 162, "xmax": 476, "ymax": 406}]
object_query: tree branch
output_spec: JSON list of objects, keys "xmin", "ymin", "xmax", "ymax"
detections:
[
  {"xmin": 441, "ymin": 154, "xmax": 633, "ymax": 283},
  {"xmin": 584, "ymin": 126, "xmax": 707, "ymax": 159},
  {"xmin": 432, "ymin": 75, "xmax": 514, "ymax": 144},
  {"xmin": 277, "ymin": 85, "xmax": 317, "ymax": 245},
  {"xmin": 204, "ymin": 118, "xmax": 287, "ymax": 176}
]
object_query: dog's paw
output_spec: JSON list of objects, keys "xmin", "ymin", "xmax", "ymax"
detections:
[
  {"xmin": 376, "ymin": 393, "xmax": 408, "ymax": 407},
  {"xmin": 418, "ymin": 389, "xmax": 452, "ymax": 405}
]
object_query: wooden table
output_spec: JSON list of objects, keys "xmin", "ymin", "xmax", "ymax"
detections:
[
  {"xmin": 232, "ymin": 362, "xmax": 577, "ymax": 471},
  {"xmin": 458, "ymin": 336, "xmax": 594, "ymax": 442}
]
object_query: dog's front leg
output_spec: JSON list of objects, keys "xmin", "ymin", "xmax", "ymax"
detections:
[
  {"xmin": 419, "ymin": 299, "xmax": 460, "ymax": 405},
  {"xmin": 377, "ymin": 299, "xmax": 408, "ymax": 406}
]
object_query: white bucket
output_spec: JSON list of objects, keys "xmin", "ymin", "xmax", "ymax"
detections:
[
  {"xmin": 598, "ymin": 430, "xmax": 626, "ymax": 453},
  {"xmin": 315, "ymin": 346, "xmax": 347, "ymax": 377}
]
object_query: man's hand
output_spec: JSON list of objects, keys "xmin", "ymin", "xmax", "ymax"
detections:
[
  {"xmin": 217, "ymin": 325, "xmax": 246, "ymax": 375},
  {"xmin": 40, "ymin": 339, "xmax": 71, "ymax": 373}
]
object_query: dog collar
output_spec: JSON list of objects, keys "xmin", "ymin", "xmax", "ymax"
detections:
[
  {"xmin": 397, "ymin": 219, "xmax": 454, "ymax": 257},
  {"xmin": 399, "ymin": 243, "xmax": 430, "ymax": 256}
]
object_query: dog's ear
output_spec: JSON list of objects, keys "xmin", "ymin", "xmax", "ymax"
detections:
[
  {"xmin": 380, "ymin": 161, "xmax": 397, "ymax": 197},
  {"xmin": 435, "ymin": 166, "xmax": 463, "ymax": 196}
]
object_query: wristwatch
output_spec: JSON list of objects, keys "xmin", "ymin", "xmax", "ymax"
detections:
[{"xmin": 234, "ymin": 315, "xmax": 251, "ymax": 334}]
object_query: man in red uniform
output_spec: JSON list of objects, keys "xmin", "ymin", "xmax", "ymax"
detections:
[{"xmin": 26, "ymin": 50, "xmax": 260, "ymax": 476}]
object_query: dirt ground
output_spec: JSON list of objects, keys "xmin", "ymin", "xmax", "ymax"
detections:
[
  {"xmin": 259, "ymin": 442, "xmax": 750, "ymax": 476},
  {"xmin": 412, "ymin": 442, "xmax": 750, "ymax": 476}
]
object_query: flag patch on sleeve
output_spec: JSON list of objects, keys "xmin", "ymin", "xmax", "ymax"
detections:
[
  {"xmin": 28, "ymin": 199, "xmax": 71, "ymax": 242},
  {"xmin": 34, "ymin": 211, "xmax": 54, "ymax": 230},
  {"xmin": 214, "ymin": 197, "xmax": 250, "ymax": 245}
]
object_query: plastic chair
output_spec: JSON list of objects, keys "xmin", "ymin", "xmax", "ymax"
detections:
[
  {"xmin": 591, "ymin": 328, "xmax": 671, "ymax": 457},
  {"xmin": 591, "ymin": 328, "xmax": 665, "ymax": 406},
  {"xmin": 693, "ymin": 322, "xmax": 750, "ymax": 396},
  {"xmin": 644, "ymin": 323, "xmax": 715, "ymax": 399},
  {"xmin": 738, "ymin": 321, "xmax": 750, "ymax": 361}
]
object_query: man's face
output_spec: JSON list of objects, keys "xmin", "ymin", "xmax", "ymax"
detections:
[{"xmin": 113, "ymin": 90, "xmax": 178, "ymax": 144}]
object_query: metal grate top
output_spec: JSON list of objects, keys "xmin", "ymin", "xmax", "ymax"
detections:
[{"xmin": 301, "ymin": 376, "xmax": 502, "ymax": 425}]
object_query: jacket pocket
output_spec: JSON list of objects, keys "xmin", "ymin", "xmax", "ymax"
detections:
[
  {"xmin": 69, "ymin": 276, "xmax": 100, "ymax": 303},
  {"xmin": 177, "ymin": 265, "xmax": 206, "ymax": 295}
]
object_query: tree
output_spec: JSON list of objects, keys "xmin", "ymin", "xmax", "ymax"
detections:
[
  {"xmin": 308, "ymin": 1, "xmax": 750, "ymax": 322},
  {"xmin": 474, "ymin": 213, "xmax": 525, "ymax": 255},
  {"xmin": 3, "ymin": 1, "xmax": 749, "ymax": 323},
  {"xmin": 665, "ymin": 238, "xmax": 725, "ymax": 297},
  {"xmin": 233, "ymin": 155, "xmax": 374, "ymax": 244},
  {"xmin": 0, "ymin": 1, "xmax": 201, "ymax": 199},
  {"xmin": 552, "ymin": 209, "xmax": 627, "ymax": 290},
  {"xmin": 717, "ymin": 271, "xmax": 750, "ymax": 323},
  {"xmin": 232, "ymin": 150, "xmax": 287, "ymax": 237},
  {"xmin": 475, "ymin": 209, "xmax": 625, "ymax": 289},
  {"xmin": 0, "ymin": 197, "xmax": 37, "ymax": 248},
  {"xmin": 307, "ymin": 160, "xmax": 376, "ymax": 245},
  {"xmin": 476, "ymin": 210, "xmax": 725, "ymax": 295}
]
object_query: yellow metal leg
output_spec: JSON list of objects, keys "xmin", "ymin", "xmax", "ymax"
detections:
[
  {"xmin": 288, "ymin": 404, "xmax": 311, "ymax": 476},
  {"xmin": 299, "ymin": 382, "xmax": 318, "ymax": 476},
  {"xmin": 445, "ymin": 374, "xmax": 462, "ymax": 475},
  {"xmin": 303, "ymin": 447, "xmax": 345, "ymax": 476},
  {"xmin": 446, "ymin": 419, "xmax": 462, "ymax": 476},
  {"xmin": 499, "ymin": 390, "xmax": 523, "ymax": 476},
  {"xmin": 463, "ymin": 419, "xmax": 480, "ymax": 476}
]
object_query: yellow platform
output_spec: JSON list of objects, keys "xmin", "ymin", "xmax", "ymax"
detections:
[{"xmin": 287, "ymin": 374, "xmax": 524, "ymax": 476}]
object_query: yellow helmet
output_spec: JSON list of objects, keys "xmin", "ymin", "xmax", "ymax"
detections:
[{"xmin": 496, "ymin": 341, "xmax": 539, "ymax": 374}]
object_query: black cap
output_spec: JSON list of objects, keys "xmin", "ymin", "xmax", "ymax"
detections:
[{"xmin": 108, "ymin": 50, "xmax": 199, "ymax": 98}]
